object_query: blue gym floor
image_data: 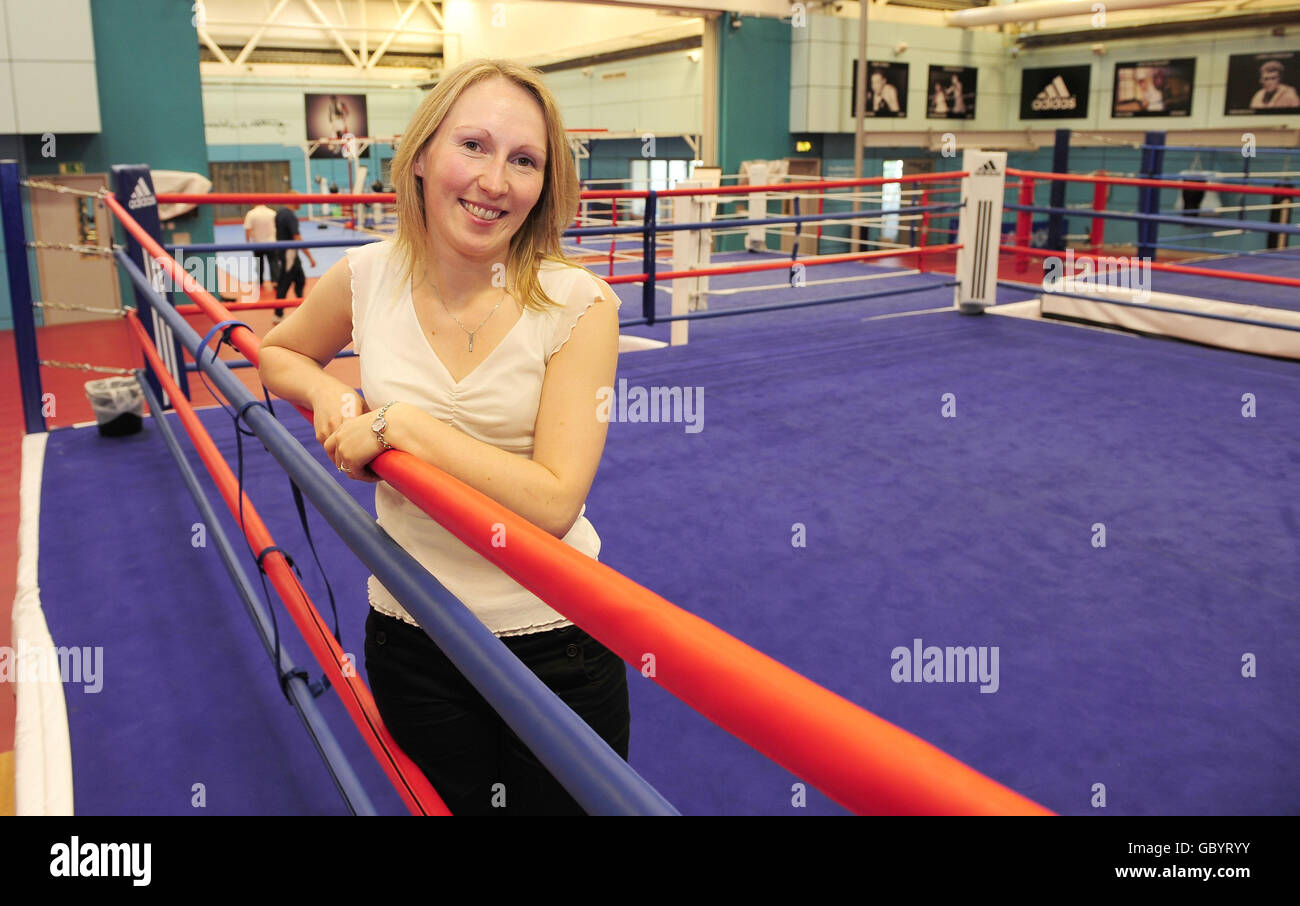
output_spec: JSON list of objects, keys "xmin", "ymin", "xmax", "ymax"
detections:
[{"xmin": 34, "ymin": 256, "xmax": 1300, "ymax": 814}]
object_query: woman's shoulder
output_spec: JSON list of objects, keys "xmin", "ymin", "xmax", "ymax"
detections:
[
  {"xmin": 535, "ymin": 257, "xmax": 613, "ymax": 309},
  {"xmin": 345, "ymin": 238, "xmax": 400, "ymax": 288},
  {"xmin": 346, "ymin": 237, "xmax": 396, "ymax": 266},
  {"xmin": 529, "ymin": 258, "xmax": 619, "ymax": 361}
]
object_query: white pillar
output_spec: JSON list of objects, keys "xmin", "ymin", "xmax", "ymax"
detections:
[
  {"xmin": 954, "ymin": 150, "xmax": 1008, "ymax": 314},
  {"xmin": 671, "ymin": 180, "xmax": 715, "ymax": 346},
  {"xmin": 746, "ymin": 162, "xmax": 768, "ymax": 252}
]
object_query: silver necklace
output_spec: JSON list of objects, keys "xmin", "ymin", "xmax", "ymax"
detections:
[{"xmin": 425, "ymin": 272, "xmax": 508, "ymax": 352}]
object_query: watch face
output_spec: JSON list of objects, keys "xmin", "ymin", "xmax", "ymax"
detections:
[{"xmin": 371, "ymin": 417, "xmax": 386, "ymax": 432}]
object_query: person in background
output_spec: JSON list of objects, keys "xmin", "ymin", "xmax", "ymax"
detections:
[
  {"xmin": 243, "ymin": 202, "xmax": 277, "ymax": 291},
  {"xmin": 273, "ymin": 193, "xmax": 317, "ymax": 324},
  {"xmin": 370, "ymin": 178, "xmax": 386, "ymax": 228}
]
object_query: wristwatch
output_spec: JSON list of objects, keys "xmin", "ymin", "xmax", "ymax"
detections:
[{"xmin": 371, "ymin": 401, "xmax": 397, "ymax": 450}]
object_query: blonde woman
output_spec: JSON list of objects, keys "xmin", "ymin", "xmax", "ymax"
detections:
[{"xmin": 259, "ymin": 59, "xmax": 627, "ymax": 815}]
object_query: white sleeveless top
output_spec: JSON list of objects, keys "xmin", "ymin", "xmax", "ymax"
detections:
[{"xmin": 346, "ymin": 238, "xmax": 617, "ymax": 637}]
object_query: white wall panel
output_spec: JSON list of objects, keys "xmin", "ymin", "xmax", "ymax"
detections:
[
  {"xmin": 5, "ymin": 0, "xmax": 95, "ymax": 61},
  {"xmin": 0, "ymin": 0, "xmax": 10, "ymax": 63},
  {"xmin": 0, "ymin": 65, "xmax": 16, "ymax": 132},
  {"xmin": 10, "ymin": 61, "xmax": 100, "ymax": 133}
]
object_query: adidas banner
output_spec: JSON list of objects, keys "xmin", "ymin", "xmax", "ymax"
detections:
[
  {"xmin": 112, "ymin": 164, "xmax": 188, "ymax": 408},
  {"xmin": 1019, "ymin": 66, "xmax": 1091, "ymax": 120}
]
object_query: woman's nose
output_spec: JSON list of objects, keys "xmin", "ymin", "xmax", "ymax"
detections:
[{"xmin": 477, "ymin": 155, "xmax": 508, "ymax": 196}]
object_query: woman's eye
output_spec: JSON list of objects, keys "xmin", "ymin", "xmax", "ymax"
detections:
[
  {"xmin": 516, "ymin": 157, "xmax": 536, "ymax": 168},
  {"xmin": 463, "ymin": 140, "xmax": 482, "ymax": 152}
]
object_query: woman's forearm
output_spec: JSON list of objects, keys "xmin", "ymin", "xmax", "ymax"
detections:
[
  {"xmin": 259, "ymin": 345, "xmax": 359, "ymax": 412},
  {"xmin": 383, "ymin": 402, "xmax": 575, "ymax": 538}
]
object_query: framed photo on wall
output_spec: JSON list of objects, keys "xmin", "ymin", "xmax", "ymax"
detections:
[
  {"xmin": 1112, "ymin": 59, "xmax": 1195, "ymax": 117},
  {"xmin": 1020, "ymin": 66, "xmax": 1091, "ymax": 119},
  {"xmin": 851, "ymin": 60, "xmax": 910, "ymax": 118},
  {"xmin": 305, "ymin": 93, "xmax": 370, "ymax": 157},
  {"xmin": 1225, "ymin": 52, "xmax": 1300, "ymax": 115},
  {"xmin": 926, "ymin": 65, "xmax": 977, "ymax": 119}
]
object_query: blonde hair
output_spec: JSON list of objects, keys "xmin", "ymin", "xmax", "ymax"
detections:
[{"xmin": 390, "ymin": 59, "xmax": 579, "ymax": 312}]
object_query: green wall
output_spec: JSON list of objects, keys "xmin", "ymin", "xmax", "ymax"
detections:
[
  {"xmin": 717, "ymin": 16, "xmax": 793, "ymax": 251},
  {"xmin": 717, "ymin": 16, "xmax": 793, "ymax": 176}
]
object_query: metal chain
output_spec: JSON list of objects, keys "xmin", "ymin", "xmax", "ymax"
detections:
[
  {"xmin": 21, "ymin": 179, "xmax": 109, "ymax": 199},
  {"xmin": 40, "ymin": 359, "xmax": 137, "ymax": 375},
  {"xmin": 34, "ymin": 300, "xmax": 126, "ymax": 317},
  {"xmin": 26, "ymin": 240, "xmax": 119, "ymax": 256}
]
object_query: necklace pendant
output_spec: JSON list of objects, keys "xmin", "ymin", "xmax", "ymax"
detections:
[{"xmin": 468, "ymin": 333, "xmax": 474, "ymax": 353}]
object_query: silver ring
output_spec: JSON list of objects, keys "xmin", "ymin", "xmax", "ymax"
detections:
[{"xmin": 337, "ymin": 461, "xmax": 350, "ymax": 473}]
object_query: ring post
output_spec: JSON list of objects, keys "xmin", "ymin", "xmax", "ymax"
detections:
[
  {"xmin": 641, "ymin": 189, "xmax": 657, "ymax": 325},
  {"xmin": 112, "ymin": 164, "xmax": 190, "ymax": 407},
  {"xmin": 1046, "ymin": 129, "xmax": 1070, "ymax": 252},
  {"xmin": 1014, "ymin": 175, "xmax": 1035, "ymax": 273},
  {"xmin": 1089, "ymin": 172, "xmax": 1108, "ymax": 250},
  {"xmin": 606, "ymin": 197, "xmax": 618, "ymax": 278},
  {"xmin": 1, "ymin": 160, "xmax": 46, "ymax": 433},
  {"xmin": 1240, "ymin": 153, "xmax": 1251, "ymax": 222},
  {"xmin": 955, "ymin": 150, "xmax": 1007, "ymax": 314},
  {"xmin": 1137, "ymin": 131, "xmax": 1166, "ymax": 261},
  {"xmin": 919, "ymin": 188, "xmax": 931, "ymax": 271}
]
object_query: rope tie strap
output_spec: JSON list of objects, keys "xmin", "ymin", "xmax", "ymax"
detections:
[
  {"xmin": 27, "ymin": 240, "xmax": 119, "ymax": 256},
  {"xmin": 39, "ymin": 359, "xmax": 136, "ymax": 375},
  {"xmin": 35, "ymin": 300, "xmax": 127, "ymax": 317},
  {"xmin": 21, "ymin": 179, "xmax": 110, "ymax": 199}
]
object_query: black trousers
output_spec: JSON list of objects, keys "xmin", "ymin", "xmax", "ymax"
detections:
[
  {"xmin": 274, "ymin": 259, "xmax": 305, "ymax": 316},
  {"xmin": 364, "ymin": 609, "xmax": 631, "ymax": 816},
  {"xmin": 254, "ymin": 251, "xmax": 271, "ymax": 283}
]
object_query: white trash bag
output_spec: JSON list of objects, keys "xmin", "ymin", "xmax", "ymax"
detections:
[{"xmin": 84, "ymin": 376, "xmax": 144, "ymax": 437}]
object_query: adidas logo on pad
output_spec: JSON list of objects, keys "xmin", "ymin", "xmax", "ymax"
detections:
[
  {"xmin": 1031, "ymin": 76, "xmax": 1077, "ymax": 112},
  {"xmin": 127, "ymin": 178, "xmax": 155, "ymax": 210},
  {"xmin": 975, "ymin": 159, "xmax": 1002, "ymax": 176}
]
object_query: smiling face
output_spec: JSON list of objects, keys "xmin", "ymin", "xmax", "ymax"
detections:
[{"xmin": 413, "ymin": 76, "xmax": 548, "ymax": 267}]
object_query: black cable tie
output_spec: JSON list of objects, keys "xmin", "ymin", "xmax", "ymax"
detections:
[
  {"xmin": 278, "ymin": 666, "xmax": 310, "ymax": 702},
  {"xmin": 308, "ymin": 674, "xmax": 332, "ymax": 698},
  {"xmin": 236, "ymin": 397, "xmax": 271, "ymax": 433},
  {"xmin": 197, "ymin": 318, "xmax": 253, "ymax": 366},
  {"xmin": 256, "ymin": 545, "xmax": 301, "ymax": 577}
]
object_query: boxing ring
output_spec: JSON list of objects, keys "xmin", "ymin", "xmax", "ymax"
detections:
[{"xmin": 6, "ymin": 151, "xmax": 1299, "ymax": 815}]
